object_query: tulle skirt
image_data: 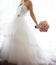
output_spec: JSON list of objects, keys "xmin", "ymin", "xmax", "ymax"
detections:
[{"xmin": 0, "ymin": 16, "xmax": 52, "ymax": 65}]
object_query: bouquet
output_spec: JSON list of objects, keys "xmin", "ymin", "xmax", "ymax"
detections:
[
  {"xmin": 35, "ymin": 20, "xmax": 49, "ymax": 32},
  {"xmin": 38, "ymin": 20, "xmax": 49, "ymax": 32}
]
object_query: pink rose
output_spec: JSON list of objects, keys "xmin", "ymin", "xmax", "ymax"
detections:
[{"xmin": 38, "ymin": 20, "xmax": 49, "ymax": 32}]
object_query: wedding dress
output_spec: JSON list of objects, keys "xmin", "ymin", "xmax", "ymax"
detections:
[{"xmin": 0, "ymin": 5, "xmax": 53, "ymax": 65}]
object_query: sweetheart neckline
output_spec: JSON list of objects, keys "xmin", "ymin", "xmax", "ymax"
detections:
[{"xmin": 19, "ymin": 4, "xmax": 28, "ymax": 11}]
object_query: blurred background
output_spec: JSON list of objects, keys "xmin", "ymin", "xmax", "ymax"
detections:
[{"xmin": 0, "ymin": 0, "xmax": 56, "ymax": 59}]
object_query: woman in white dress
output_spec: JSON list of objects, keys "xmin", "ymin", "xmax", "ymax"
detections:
[{"xmin": 0, "ymin": 0, "xmax": 53, "ymax": 65}]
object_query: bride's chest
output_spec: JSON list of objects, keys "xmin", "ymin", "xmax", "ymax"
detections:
[{"xmin": 16, "ymin": 5, "xmax": 28, "ymax": 16}]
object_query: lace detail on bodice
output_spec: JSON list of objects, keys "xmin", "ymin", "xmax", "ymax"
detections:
[{"xmin": 16, "ymin": 5, "xmax": 28, "ymax": 17}]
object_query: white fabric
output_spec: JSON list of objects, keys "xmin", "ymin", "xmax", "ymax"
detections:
[{"xmin": 0, "ymin": 5, "xmax": 55, "ymax": 65}]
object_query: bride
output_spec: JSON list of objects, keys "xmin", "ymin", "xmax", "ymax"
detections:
[{"xmin": 0, "ymin": 0, "xmax": 52, "ymax": 65}]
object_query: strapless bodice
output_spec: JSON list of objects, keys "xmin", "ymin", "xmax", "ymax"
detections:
[{"xmin": 16, "ymin": 5, "xmax": 28, "ymax": 17}]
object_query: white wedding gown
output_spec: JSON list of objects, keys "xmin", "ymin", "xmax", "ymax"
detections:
[{"xmin": 0, "ymin": 5, "xmax": 53, "ymax": 65}]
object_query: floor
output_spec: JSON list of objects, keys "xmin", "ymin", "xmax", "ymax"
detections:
[
  {"xmin": 0, "ymin": 60, "xmax": 56, "ymax": 65},
  {"xmin": 0, "ymin": 61, "xmax": 17, "ymax": 65},
  {"xmin": 0, "ymin": 61, "xmax": 53, "ymax": 65}
]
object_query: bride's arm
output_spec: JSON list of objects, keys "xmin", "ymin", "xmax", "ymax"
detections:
[{"xmin": 29, "ymin": 1, "xmax": 38, "ymax": 28}]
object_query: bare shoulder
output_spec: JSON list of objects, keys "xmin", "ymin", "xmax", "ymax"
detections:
[
  {"xmin": 28, "ymin": 1, "xmax": 33, "ymax": 7},
  {"xmin": 28, "ymin": 0, "xmax": 33, "ymax": 10}
]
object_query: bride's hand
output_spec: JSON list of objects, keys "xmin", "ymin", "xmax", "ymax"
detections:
[
  {"xmin": 35, "ymin": 24, "xmax": 43, "ymax": 32},
  {"xmin": 35, "ymin": 24, "xmax": 39, "ymax": 29}
]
